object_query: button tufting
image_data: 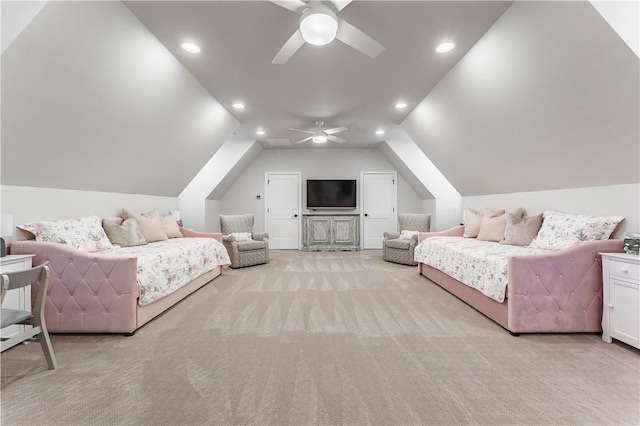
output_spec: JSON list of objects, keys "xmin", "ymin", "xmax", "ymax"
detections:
[
  {"xmin": 536, "ymin": 275, "xmax": 539, "ymax": 279},
  {"xmin": 583, "ymin": 310, "xmax": 586, "ymax": 313},
  {"xmin": 117, "ymin": 291, "xmax": 121, "ymax": 296},
  {"xmin": 571, "ymin": 258, "xmax": 575, "ymax": 262},
  {"xmin": 571, "ymin": 291, "xmax": 574, "ymax": 295},
  {"xmin": 94, "ymin": 291, "xmax": 98, "ymax": 296},
  {"xmin": 69, "ymin": 258, "xmax": 73, "ymax": 263},
  {"xmin": 105, "ymin": 274, "xmax": 110, "ymax": 279},
  {"xmin": 547, "ymin": 293, "xmax": 550, "ymax": 296},
  {"xmin": 81, "ymin": 274, "xmax": 85, "ymax": 278},
  {"xmin": 105, "ymin": 309, "xmax": 110, "ymax": 313},
  {"xmin": 81, "ymin": 309, "xmax": 86, "ymax": 313},
  {"xmin": 559, "ymin": 309, "xmax": 563, "ymax": 313},
  {"xmin": 559, "ymin": 274, "xmax": 562, "ymax": 278}
]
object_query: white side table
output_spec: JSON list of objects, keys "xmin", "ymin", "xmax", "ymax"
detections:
[
  {"xmin": 1, "ymin": 254, "xmax": 35, "ymax": 349},
  {"xmin": 601, "ymin": 252, "xmax": 640, "ymax": 349}
]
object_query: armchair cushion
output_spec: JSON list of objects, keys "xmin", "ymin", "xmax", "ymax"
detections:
[
  {"xmin": 236, "ymin": 240, "xmax": 267, "ymax": 251},
  {"xmin": 399, "ymin": 230, "xmax": 419, "ymax": 239},
  {"xmin": 230, "ymin": 232, "xmax": 253, "ymax": 242},
  {"xmin": 384, "ymin": 239, "xmax": 412, "ymax": 250}
]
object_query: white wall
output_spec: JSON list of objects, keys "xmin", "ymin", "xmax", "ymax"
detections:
[
  {"xmin": 218, "ymin": 149, "xmax": 423, "ymax": 232},
  {"xmin": 2, "ymin": 1, "xmax": 237, "ymax": 196},
  {"xmin": 401, "ymin": 1, "xmax": 639, "ymax": 197},
  {"xmin": 462, "ymin": 183, "xmax": 639, "ymax": 238},
  {"xmin": 1, "ymin": 185, "xmax": 177, "ymax": 242},
  {"xmin": 205, "ymin": 200, "xmax": 221, "ymax": 233}
]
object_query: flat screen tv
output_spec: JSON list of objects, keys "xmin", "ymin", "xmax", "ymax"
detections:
[{"xmin": 306, "ymin": 179, "xmax": 357, "ymax": 210}]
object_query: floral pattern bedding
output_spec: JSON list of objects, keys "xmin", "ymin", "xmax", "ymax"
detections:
[
  {"xmin": 414, "ymin": 237, "xmax": 553, "ymax": 302},
  {"xmin": 96, "ymin": 238, "xmax": 230, "ymax": 306}
]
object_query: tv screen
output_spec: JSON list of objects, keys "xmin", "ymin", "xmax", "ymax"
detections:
[{"xmin": 306, "ymin": 179, "xmax": 357, "ymax": 209}]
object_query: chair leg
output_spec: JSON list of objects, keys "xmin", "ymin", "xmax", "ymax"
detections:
[{"xmin": 37, "ymin": 326, "xmax": 57, "ymax": 370}]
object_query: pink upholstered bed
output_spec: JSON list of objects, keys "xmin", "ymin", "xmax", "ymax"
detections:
[
  {"xmin": 417, "ymin": 226, "xmax": 624, "ymax": 334},
  {"xmin": 11, "ymin": 228, "xmax": 227, "ymax": 334}
]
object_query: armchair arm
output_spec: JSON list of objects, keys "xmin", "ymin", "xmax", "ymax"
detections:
[
  {"xmin": 222, "ymin": 234, "xmax": 236, "ymax": 243},
  {"xmin": 179, "ymin": 227, "xmax": 222, "ymax": 243},
  {"xmin": 252, "ymin": 232, "xmax": 269, "ymax": 242},
  {"xmin": 383, "ymin": 232, "xmax": 401, "ymax": 240},
  {"xmin": 418, "ymin": 225, "xmax": 464, "ymax": 244}
]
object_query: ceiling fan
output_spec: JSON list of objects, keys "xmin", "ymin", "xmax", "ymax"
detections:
[
  {"xmin": 290, "ymin": 121, "xmax": 348, "ymax": 144},
  {"xmin": 269, "ymin": 0, "xmax": 385, "ymax": 64}
]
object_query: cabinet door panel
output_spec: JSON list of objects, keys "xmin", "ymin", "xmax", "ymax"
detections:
[
  {"xmin": 308, "ymin": 218, "xmax": 331, "ymax": 245},
  {"xmin": 611, "ymin": 278, "xmax": 640, "ymax": 348}
]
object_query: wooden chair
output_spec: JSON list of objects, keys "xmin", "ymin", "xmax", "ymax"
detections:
[{"xmin": 1, "ymin": 263, "xmax": 57, "ymax": 369}]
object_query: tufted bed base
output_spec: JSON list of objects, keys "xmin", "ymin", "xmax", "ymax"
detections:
[
  {"xmin": 418, "ymin": 227, "xmax": 624, "ymax": 334},
  {"xmin": 11, "ymin": 229, "xmax": 225, "ymax": 334}
]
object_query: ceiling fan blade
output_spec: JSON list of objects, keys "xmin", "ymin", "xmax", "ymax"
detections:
[
  {"xmin": 273, "ymin": 29, "xmax": 305, "ymax": 64},
  {"xmin": 327, "ymin": 135, "xmax": 346, "ymax": 143},
  {"xmin": 324, "ymin": 126, "xmax": 348, "ymax": 135},
  {"xmin": 336, "ymin": 18, "xmax": 385, "ymax": 59},
  {"xmin": 330, "ymin": 0, "xmax": 353, "ymax": 12},
  {"xmin": 289, "ymin": 127, "xmax": 314, "ymax": 134},
  {"xmin": 268, "ymin": 0, "xmax": 308, "ymax": 14},
  {"xmin": 296, "ymin": 136, "xmax": 313, "ymax": 144}
]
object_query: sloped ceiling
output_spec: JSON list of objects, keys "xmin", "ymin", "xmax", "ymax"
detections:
[
  {"xmin": 402, "ymin": 1, "xmax": 639, "ymax": 196},
  {"xmin": 1, "ymin": 1, "xmax": 238, "ymax": 196}
]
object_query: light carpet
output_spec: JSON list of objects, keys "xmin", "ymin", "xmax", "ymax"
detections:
[{"xmin": 1, "ymin": 250, "xmax": 639, "ymax": 425}]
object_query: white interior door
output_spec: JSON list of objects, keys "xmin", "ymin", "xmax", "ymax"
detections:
[
  {"xmin": 266, "ymin": 172, "xmax": 301, "ymax": 249},
  {"xmin": 361, "ymin": 171, "xmax": 397, "ymax": 249}
]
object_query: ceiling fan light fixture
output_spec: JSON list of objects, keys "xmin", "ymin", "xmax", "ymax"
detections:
[
  {"xmin": 312, "ymin": 133, "xmax": 328, "ymax": 143},
  {"xmin": 299, "ymin": 7, "xmax": 338, "ymax": 46}
]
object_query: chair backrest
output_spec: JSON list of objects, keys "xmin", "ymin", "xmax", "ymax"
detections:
[
  {"xmin": 1, "ymin": 262, "xmax": 49, "ymax": 305},
  {"xmin": 398, "ymin": 213, "xmax": 432, "ymax": 232},
  {"xmin": 219, "ymin": 214, "xmax": 255, "ymax": 235}
]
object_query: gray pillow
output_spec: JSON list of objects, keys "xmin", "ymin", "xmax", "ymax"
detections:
[
  {"xmin": 502, "ymin": 213, "xmax": 543, "ymax": 246},
  {"xmin": 102, "ymin": 217, "xmax": 147, "ymax": 247}
]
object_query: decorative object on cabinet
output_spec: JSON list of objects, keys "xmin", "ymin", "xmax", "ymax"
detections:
[
  {"xmin": 601, "ymin": 252, "xmax": 640, "ymax": 349},
  {"xmin": 302, "ymin": 213, "xmax": 359, "ymax": 251},
  {"xmin": 1, "ymin": 214, "xmax": 13, "ymax": 257},
  {"xmin": 382, "ymin": 213, "xmax": 431, "ymax": 266},
  {"xmin": 623, "ymin": 233, "xmax": 640, "ymax": 255},
  {"xmin": 1, "ymin": 262, "xmax": 57, "ymax": 369},
  {"xmin": 219, "ymin": 214, "xmax": 269, "ymax": 268}
]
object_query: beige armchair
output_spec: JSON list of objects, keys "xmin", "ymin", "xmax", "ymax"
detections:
[
  {"xmin": 219, "ymin": 214, "xmax": 269, "ymax": 268},
  {"xmin": 383, "ymin": 213, "xmax": 432, "ymax": 266}
]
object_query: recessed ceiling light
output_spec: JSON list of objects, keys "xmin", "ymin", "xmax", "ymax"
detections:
[
  {"xmin": 395, "ymin": 102, "xmax": 408, "ymax": 109},
  {"xmin": 256, "ymin": 129, "xmax": 265, "ymax": 136},
  {"xmin": 436, "ymin": 41, "xmax": 455, "ymax": 53},
  {"xmin": 232, "ymin": 103, "xmax": 245, "ymax": 110},
  {"xmin": 181, "ymin": 42, "xmax": 201, "ymax": 53},
  {"xmin": 376, "ymin": 129, "xmax": 385, "ymax": 135}
]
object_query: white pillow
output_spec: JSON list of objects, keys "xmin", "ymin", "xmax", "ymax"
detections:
[
  {"xmin": 529, "ymin": 210, "xmax": 624, "ymax": 250},
  {"xmin": 231, "ymin": 232, "xmax": 253, "ymax": 242},
  {"xmin": 399, "ymin": 230, "xmax": 419, "ymax": 239}
]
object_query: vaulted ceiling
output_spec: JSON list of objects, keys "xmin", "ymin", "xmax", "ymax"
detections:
[{"xmin": 124, "ymin": 1, "xmax": 511, "ymax": 148}]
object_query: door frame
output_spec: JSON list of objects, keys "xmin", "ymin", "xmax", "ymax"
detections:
[
  {"xmin": 360, "ymin": 170, "xmax": 397, "ymax": 250},
  {"xmin": 265, "ymin": 171, "xmax": 302, "ymax": 250}
]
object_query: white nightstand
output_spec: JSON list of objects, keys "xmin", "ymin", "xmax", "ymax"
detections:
[
  {"xmin": 601, "ymin": 252, "xmax": 640, "ymax": 349},
  {"xmin": 1, "ymin": 254, "xmax": 36, "ymax": 349}
]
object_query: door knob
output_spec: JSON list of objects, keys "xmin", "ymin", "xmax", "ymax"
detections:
[
  {"xmin": 364, "ymin": 213, "xmax": 369, "ymax": 217},
  {"xmin": 294, "ymin": 214, "xmax": 298, "ymax": 217}
]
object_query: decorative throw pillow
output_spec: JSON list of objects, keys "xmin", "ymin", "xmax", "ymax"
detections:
[
  {"xmin": 18, "ymin": 216, "xmax": 114, "ymax": 251},
  {"xmin": 121, "ymin": 208, "xmax": 168, "ymax": 243},
  {"xmin": 502, "ymin": 213, "xmax": 543, "ymax": 246},
  {"xmin": 161, "ymin": 212, "xmax": 183, "ymax": 239},
  {"xmin": 102, "ymin": 217, "xmax": 147, "ymax": 247},
  {"xmin": 230, "ymin": 232, "xmax": 253, "ymax": 242},
  {"xmin": 477, "ymin": 208, "xmax": 523, "ymax": 242},
  {"xmin": 529, "ymin": 210, "xmax": 624, "ymax": 251},
  {"xmin": 463, "ymin": 208, "xmax": 483, "ymax": 238},
  {"xmin": 399, "ymin": 230, "xmax": 419, "ymax": 240}
]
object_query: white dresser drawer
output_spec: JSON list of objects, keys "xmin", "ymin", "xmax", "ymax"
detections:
[{"xmin": 609, "ymin": 259, "xmax": 640, "ymax": 282}]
